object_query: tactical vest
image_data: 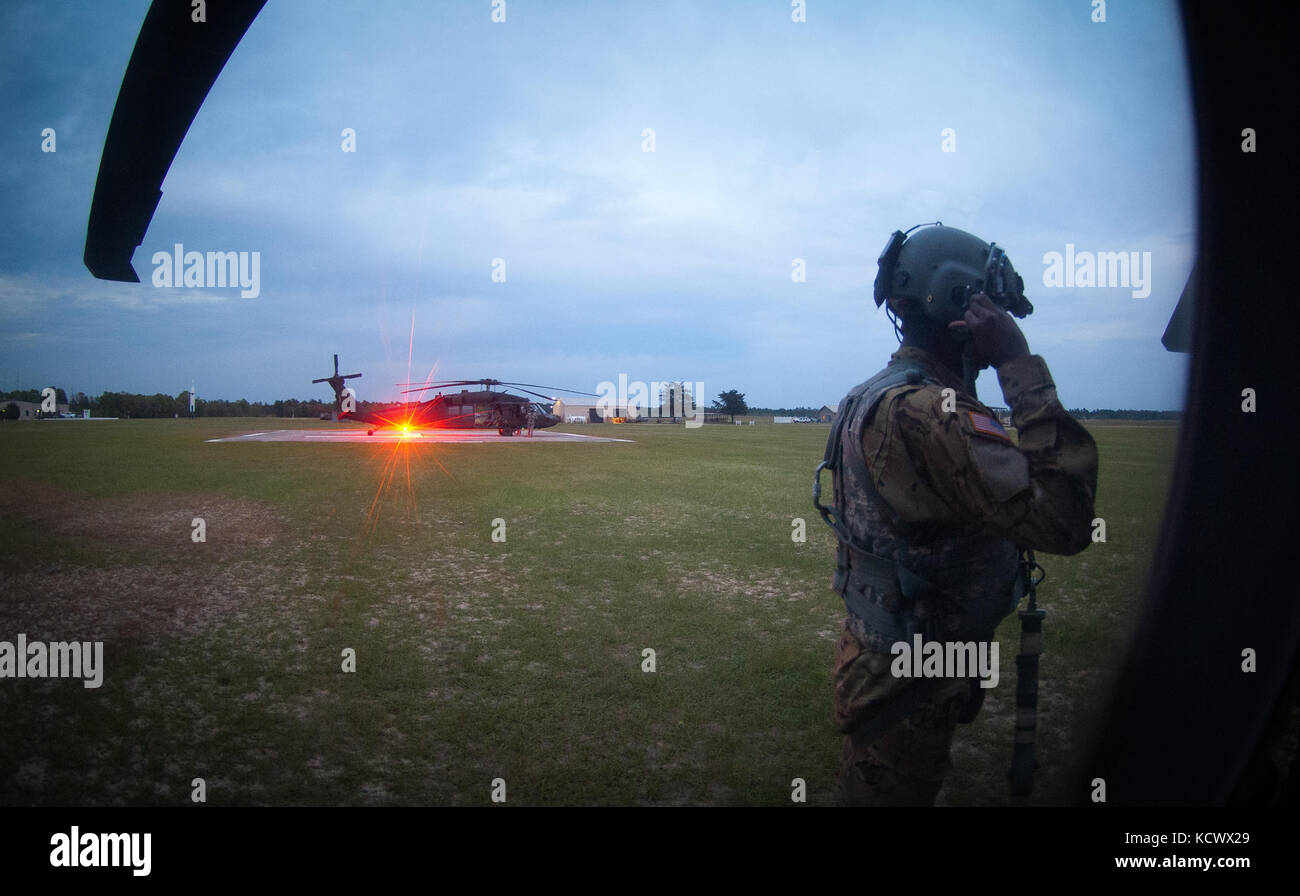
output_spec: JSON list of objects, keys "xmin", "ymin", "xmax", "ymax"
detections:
[{"xmin": 815, "ymin": 357, "xmax": 1021, "ymax": 653}]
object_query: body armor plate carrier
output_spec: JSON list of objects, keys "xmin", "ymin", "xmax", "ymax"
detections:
[{"xmin": 814, "ymin": 357, "xmax": 1025, "ymax": 745}]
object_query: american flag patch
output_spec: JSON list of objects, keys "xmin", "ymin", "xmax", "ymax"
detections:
[{"xmin": 968, "ymin": 411, "xmax": 1011, "ymax": 441}]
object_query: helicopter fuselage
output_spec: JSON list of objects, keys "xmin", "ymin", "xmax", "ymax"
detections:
[{"xmin": 342, "ymin": 390, "xmax": 559, "ymax": 435}]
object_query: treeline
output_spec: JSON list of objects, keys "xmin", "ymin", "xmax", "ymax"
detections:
[
  {"xmin": 749, "ymin": 406, "xmax": 1179, "ymax": 420},
  {"xmin": 1066, "ymin": 409, "xmax": 1180, "ymax": 420},
  {"xmin": 0, "ymin": 389, "xmax": 369, "ymax": 419},
  {"xmin": 92, "ymin": 392, "xmax": 342, "ymax": 419},
  {"xmin": 3, "ymin": 389, "xmax": 1179, "ymax": 421},
  {"xmin": 1, "ymin": 388, "xmax": 68, "ymax": 404},
  {"xmin": 749, "ymin": 406, "xmax": 822, "ymax": 416}
]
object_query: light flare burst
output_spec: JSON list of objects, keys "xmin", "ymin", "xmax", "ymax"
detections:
[{"xmin": 360, "ymin": 311, "xmax": 454, "ymax": 539}]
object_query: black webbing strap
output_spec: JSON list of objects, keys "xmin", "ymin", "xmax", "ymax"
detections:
[
  {"xmin": 839, "ymin": 545, "xmax": 921, "ymax": 645},
  {"xmin": 1009, "ymin": 551, "xmax": 1046, "ymax": 795},
  {"xmin": 852, "ymin": 559, "xmax": 1033, "ymax": 749},
  {"xmin": 812, "ymin": 389, "xmax": 860, "ymax": 542}
]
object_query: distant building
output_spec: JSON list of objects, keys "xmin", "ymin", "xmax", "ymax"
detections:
[
  {"xmin": 2, "ymin": 400, "xmax": 70, "ymax": 420},
  {"xmin": 818, "ymin": 404, "xmax": 839, "ymax": 423},
  {"xmin": 561, "ymin": 401, "xmax": 718, "ymax": 424}
]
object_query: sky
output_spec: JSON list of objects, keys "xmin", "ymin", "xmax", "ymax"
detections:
[{"xmin": 0, "ymin": 0, "xmax": 1197, "ymax": 410}]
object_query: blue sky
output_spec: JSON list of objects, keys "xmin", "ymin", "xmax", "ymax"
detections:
[{"xmin": 0, "ymin": 0, "xmax": 1196, "ymax": 409}]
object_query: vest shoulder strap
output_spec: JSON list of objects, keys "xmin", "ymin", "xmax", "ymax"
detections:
[{"xmin": 814, "ymin": 357, "xmax": 937, "ymax": 553}]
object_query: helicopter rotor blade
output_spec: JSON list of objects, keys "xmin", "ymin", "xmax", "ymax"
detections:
[
  {"xmin": 498, "ymin": 382, "xmax": 599, "ymax": 397},
  {"xmin": 392, "ymin": 378, "xmax": 596, "ymax": 398},
  {"xmin": 511, "ymin": 387, "xmax": 562, "ymax": 402},
  {"xmin": 395, "ymin": 379, "xmax": 498, "ymax": 388},
  {"xmin": 315, "ymin": 355, "xmax": 361, "ymax": 384}
]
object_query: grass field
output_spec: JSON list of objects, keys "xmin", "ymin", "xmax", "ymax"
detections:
[{"xmin": 0, "ymin": 417, "xmax": 1178, "ymax": 806}]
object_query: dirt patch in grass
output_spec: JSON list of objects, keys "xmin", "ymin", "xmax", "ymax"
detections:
[
  {"xmin": 0, "ymin": 481, "xmax": 301, "ymax": 648},
  {"xmin": 0, "ymin": 479, "xmax": 286, "ymax": 554},
  {"xmin": 0, "ymin": 559, "xmax": 312, "ymax": 648},
  {"xmin": 677, "ymin": 566, "xmax": 823, "ymax": 604}
]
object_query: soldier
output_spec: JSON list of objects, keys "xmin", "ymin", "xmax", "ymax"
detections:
[
  {"xmin": 815, "ymin": 223, "xmax": 1099, "ymax": 805},
  {"xmin": 526, "ymin": 403, "xmax": 537, "ymax": 437}
]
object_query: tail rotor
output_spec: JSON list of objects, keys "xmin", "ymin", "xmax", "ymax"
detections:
[{"xmin": 312, "ymin": 354, "xmax": 362, "ymax": 419}]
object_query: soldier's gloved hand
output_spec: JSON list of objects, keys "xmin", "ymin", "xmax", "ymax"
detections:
[{"xmin": 948, "ymin": 294, "xmax": 1030, "ymax": 369}]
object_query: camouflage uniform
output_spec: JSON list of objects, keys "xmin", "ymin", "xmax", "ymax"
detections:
[{"xmin": 831, "ymin": 345, "xmax": 1098, "ymax": 805}]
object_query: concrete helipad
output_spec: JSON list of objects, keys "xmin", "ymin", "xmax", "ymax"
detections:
[{"xmin": 206, "ymin": 428, "xmax": 633, "ymax": 444}]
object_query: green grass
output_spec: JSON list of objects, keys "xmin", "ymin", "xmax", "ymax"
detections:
[{"xmin": 0, "ymin": 417, "xmax": 1177, "ymax": 805}]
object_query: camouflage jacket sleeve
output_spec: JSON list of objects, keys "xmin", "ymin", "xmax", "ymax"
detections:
[{"xmin": 861, "ymin": 354, "xmax": 1099, "ymax": 555}]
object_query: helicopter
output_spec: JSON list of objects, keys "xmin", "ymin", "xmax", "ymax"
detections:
[{"xmin": 313, "ymin": 355, "xmax": 595, "ymax": 436}]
